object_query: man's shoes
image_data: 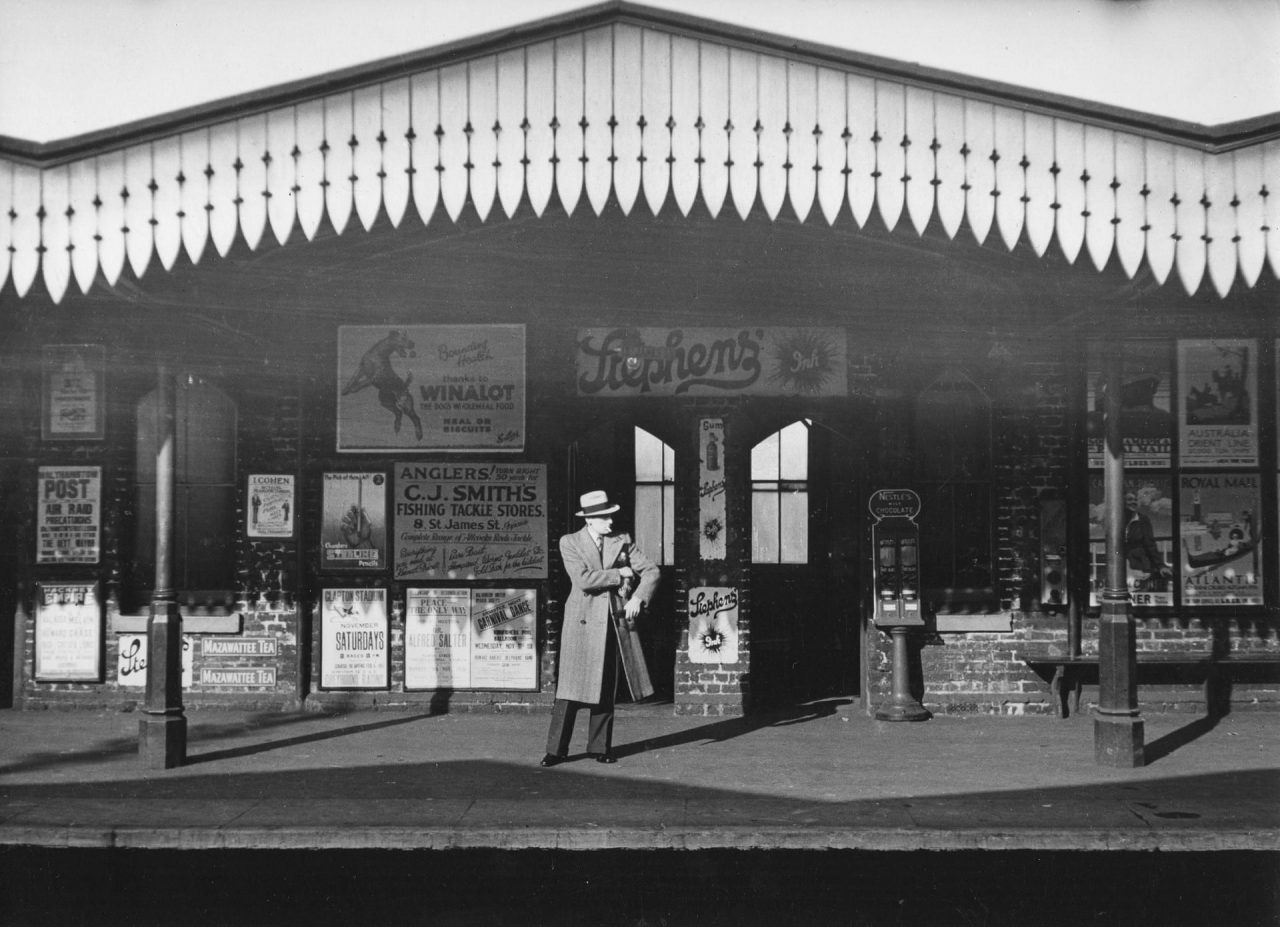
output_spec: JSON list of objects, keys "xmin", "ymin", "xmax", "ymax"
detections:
[
  {"xmin": 539, "ymin": 753, "xmax": 564, "ymax": 767},
  {"xmin": 590, "ymin": 752, "xmax": 617, "ymax": 764}
]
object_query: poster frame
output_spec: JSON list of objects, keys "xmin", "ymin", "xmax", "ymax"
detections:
[
  {"xmin": 33, "ymin": 581, "xmax": 103, "ymax": 683},
  {"xmin": 318, "ymin": 587, "xmax": 391, "ymax": 691},
  {"xmin": 320, "ymin": 471, "xmax": 388, "ymax": 572},
  {"xmin": 41, "ymin": 344, "xmax": 106, "ymax": 441}
]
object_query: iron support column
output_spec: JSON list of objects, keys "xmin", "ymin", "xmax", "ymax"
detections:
[
  {"xmin": 139, "ymin": 362, "xmax": 186, "ymax": 768},
  {"xmin": 1095, "ymin": 350, "xmax": 1144, "ymax": 767}
]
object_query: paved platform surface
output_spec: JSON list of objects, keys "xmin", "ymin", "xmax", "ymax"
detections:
[{"xmin": 1, "ymin": 700, "xmax": 1276, "ymax": 852}]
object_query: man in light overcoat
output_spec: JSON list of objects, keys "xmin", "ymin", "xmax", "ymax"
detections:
[{"xmin": 541, "ymin": 490, "xmax": 660, "ymax": 766}]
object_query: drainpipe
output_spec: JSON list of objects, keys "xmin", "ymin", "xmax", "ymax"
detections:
[
  {"xmin": 139, "ymin": 361, "xmax": 187, "ymax": 768},
  {"xmin": 1095, "ymin": 349, "xmax": 1144, "ymax": 767}
]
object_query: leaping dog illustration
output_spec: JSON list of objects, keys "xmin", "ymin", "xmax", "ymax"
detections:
[{"xmin": 342, "ymin": 330, "xmax": 424, "ymax": 440}]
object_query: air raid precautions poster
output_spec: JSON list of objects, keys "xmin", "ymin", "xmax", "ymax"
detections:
[
  {"xmin": 393, "ymin": 463, "xmax": 547, "ymax": 580},
  {"xmin": 322, "ymin": 472, "xmax": 386, "ymax": 571},
  {"xmin": 320, "ymin": 588, "xmax": 389, "ymax": 689},
  {"xmin": 404, "ymin": 588, "xmax": 536, "ymax": 690},
  {"xmin": 1086, "ymin": 343, "xmax": 1173, "ymax": 468},
  {"xmin": 404, "ymin": 588, "xmax": 470, "ymax": 690},
  {"xmin": 1088, "ymin": 476, "xmax": 1175, "ymax": 608},
  {"xmin": 336, "ymin": 325, "xmax": 526, "ymax": 452},
  {"xmin": 1178, "ymin": 339, "xmax": 1257, "ymax": 467},
  {"xmin": 247, "ymin": 474, "xmax": 294, "ymax": 538},
  {"xmin": 1180, "ymin": 474, "xmax": 1262, "ymax": 606},
  {"xmin": 36, "ymin": 466, "xmax": 101, "ymax": 564},
  {"xmin": 34, "ymin": 583, "xmax": 102, "ymax": 682}
]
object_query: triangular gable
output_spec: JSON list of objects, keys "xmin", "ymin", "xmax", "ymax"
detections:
[{"xmin": 1, "ymin": 2, "xmax": 1277, "ymax": 303}]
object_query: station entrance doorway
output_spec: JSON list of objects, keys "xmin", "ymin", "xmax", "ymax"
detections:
[
  {"xmin": 748, "ymin": 415, "xmax": 862, "ymax": 708},
  {"xmin": 566, "ymin": 417, "xmax": 679, "ymax": 702}
]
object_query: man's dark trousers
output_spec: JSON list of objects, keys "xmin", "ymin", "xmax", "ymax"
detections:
[{"xmin": 546, "ymin": 618, "xmax": 620, "ymax": 756}]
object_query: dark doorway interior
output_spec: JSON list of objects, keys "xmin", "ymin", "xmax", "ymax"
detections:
[
  {"xmin": 749, "ymin": 417, "xmax": 861, "ymax": 708},
  {"xmin": 568, "ymin": 418, "xmax": 677, "ymax": 702}
]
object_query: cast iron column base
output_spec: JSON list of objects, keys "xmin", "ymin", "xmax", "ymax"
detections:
[{"xmin": 875, "ymin": 626, "xmax": 931, "ymax": 722}]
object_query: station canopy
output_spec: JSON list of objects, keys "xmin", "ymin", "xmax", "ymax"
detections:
[{"xmin": 1, "ymin": 2, "xmax": 1277, "ymax": 304}]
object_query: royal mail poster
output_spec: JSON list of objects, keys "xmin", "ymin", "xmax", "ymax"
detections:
[
  {"xmin": 393, "ymin": 462, "xmax": 547, "ymax": 580},
  {"xmin": 36, "ymin": 466, "xmax": 101, "ymax": 564},
  {"xmin": 320, "ymin": 588, "xmax": 389, "ymax": 689},
  {"xmin": 575, "ymin": 327, "xmax": 847, "ymax": 397},
  {"xmin": 336, "ymin": 325, "xmax": 526, "ymax": 452}
]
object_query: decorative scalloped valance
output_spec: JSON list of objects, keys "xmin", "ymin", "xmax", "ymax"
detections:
[{"xmin": 1, "ymin": 20, "xmax": 1277, "ymax": 304}]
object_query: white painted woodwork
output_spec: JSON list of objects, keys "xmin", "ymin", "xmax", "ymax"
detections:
[
  {"xmin": 381, "ymin": 79, "xmax": 412, "ymax": 228},
  {"xmin": 265, "ymin": 107, "xmax": 298, "ymax": 244},
  {"xmin": 0, "ymin": 19, "xmax": 1272, "ymax": 303},
  {"xmin": 293, "ymin": 100, "xmax": 326, "ymax": 239},
  {"xmin": 583, "ymin": 28, "xmax": 615, "ymax": 216}
]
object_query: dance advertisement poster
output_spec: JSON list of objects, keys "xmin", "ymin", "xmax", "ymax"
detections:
[
  {"xmin": 469, "ymin": 589, "xmax": 537, "ymax": 690},
  {"xmin": 1087, "ymin": 476, "xmax": 1175, "ymax": 608},
  {"xmin": 320, "ymin": 588, "xmax": 389, "ymax": 689},
  {"xmin": 1179, "ymin": 474, "xmax": 1262, "ymax": 607},
  {"xmin": 336, "ymin": 325, "xmax": 526, "ymax": 452},
  {"xmin": 321, "ymin": 472, "xmax": 387, "ymax": 571},
  {"xmin": 1086, "ymin": 343, "xmax": 1173, "ymax": 469},
  {"xmin": 1177, "ymin": 339, "xmax": 1257, "ymax": 467}
]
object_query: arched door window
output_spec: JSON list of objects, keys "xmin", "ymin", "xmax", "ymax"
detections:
[
  {"xmin": 634, "ymin": 426, "xmax": 675, "ymax": 565},
  {"xmin": 133, "ymin": 375, "xmax": 237, "ymax": 606},
  {"xmin": 914, "ymin": 368, "xmax": 994, "ymax": 599},
  {"xmin": 751, "ymin": 420, "xmax": 810, "ymax": 564}
]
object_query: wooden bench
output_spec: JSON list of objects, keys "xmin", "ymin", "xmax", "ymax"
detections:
[{"xmin": 1019, "ymin": 651, "xmax": 1280, "ymax": 718}]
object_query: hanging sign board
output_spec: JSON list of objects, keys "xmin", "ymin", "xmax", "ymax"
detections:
[
  {"xmin": 320, "ymin": 588, "xmax": 389, "ymax": 689},
  {"xmin": 337, "ymin": 325, "xmax": 526, "ymax": 452},
  {"xmin": 35, "ymin": 583, "xmax": 102, "ymax": 682},
  {"xmin": 36, "ymin": 466, "xmax": 101, "ymax": 564}
]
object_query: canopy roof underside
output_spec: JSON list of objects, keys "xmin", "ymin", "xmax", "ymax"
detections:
[{"xmin": 1, "ymin": 9, "xmax": 1277, "ymax": 304}]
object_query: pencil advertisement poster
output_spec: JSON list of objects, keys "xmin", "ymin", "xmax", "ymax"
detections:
[{"xmin": 322, "ymin": 472, "xmax": 387, "ymax": 571}]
